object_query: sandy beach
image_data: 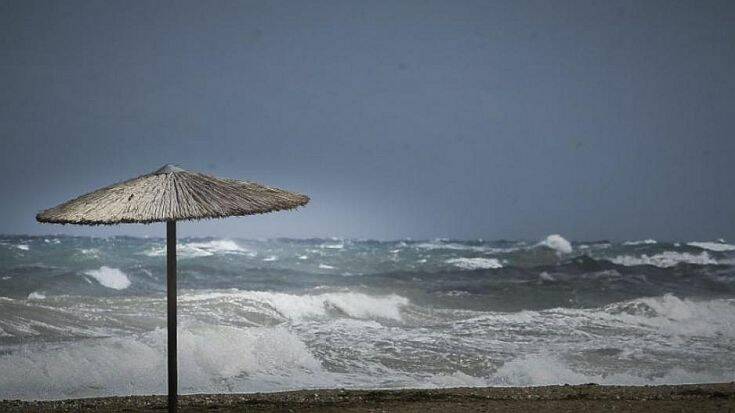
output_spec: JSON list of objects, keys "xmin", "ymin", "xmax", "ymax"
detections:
[{"xmin": 3, "ymin": 383, "xmax": 734, "ymax": 412}]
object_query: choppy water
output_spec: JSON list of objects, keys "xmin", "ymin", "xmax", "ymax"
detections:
[{"xmin": 0, "ymin": 234, "xmax": 734, "ymax": 400}]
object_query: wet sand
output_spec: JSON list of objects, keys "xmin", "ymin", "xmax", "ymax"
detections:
[{"xmin": 3, "ymin": 383, "xmax": 734, "ymax": 412}]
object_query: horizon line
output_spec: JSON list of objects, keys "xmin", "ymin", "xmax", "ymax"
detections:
[{"xmin": 0, "ymin": 233, "xmax": 727, "ymax": 244}]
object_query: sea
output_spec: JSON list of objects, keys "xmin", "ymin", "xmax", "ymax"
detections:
[{"xmin": 0, "ymin": 234, "xmax": 733, "ymax": 400}]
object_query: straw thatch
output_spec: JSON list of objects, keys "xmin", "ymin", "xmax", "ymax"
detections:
[{"xmin": 36, "ymin": 164, "xmax": 309, "ymax": 225}]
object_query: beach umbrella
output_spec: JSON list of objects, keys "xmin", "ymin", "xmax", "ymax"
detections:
[{"xmin": 36, "ymin": 164, "xmax": 309, "ymax": 412}]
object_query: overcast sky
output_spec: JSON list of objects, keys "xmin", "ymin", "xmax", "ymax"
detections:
[{"xmin": 1, "ymin": 0, "xmax": 734, "ymax": 241}]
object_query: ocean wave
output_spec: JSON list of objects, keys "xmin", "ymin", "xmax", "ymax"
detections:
[
  {"xmin": 0, "ymin": 297, "xmax": 109, "ymax": 338},
  {"xmin": 600, "ymin": 294, "xmax": 735, "ymax": 337},
  {"xmin": 0, "ymin": 319, "xmax": 492, "ymax": 400},
  {"xmin": 15, "ymin": 244, "xmax": 29, "ymax": 251},
  {"xmin": 539, "ymin": 234, "xmax": 572, "ymax": 254},
  {"xmin": 320, "ymin": 243, "xmax": 344, "ymax": 249},
  {"xmin": 416, "ymin": 241, "xmax": 488, "ymax": 252},
  {"xmin": 1, "ymin": 291, "xmax": 733, "ymax": 399},
  {"xmin": 623, "ymin": 239, "xmax": 657, "ymax": 245},
  {"xmin": 538, "ymin": 272, "xmax": 555, "ymax": 282},
  {"xmin": 83, "ymin": 267, "xmax": 131, "ymax": 290},
  {"xmin": 610, "ymin": 251, "xmax": 717, "ymax": 268},
  {"xmin": 439, "ymin": 290, "xmax": 472, "ymax": 297},
  {"xmin": 457, "ymin": 294, "xmax": 735, "ymax": 339},
  {"xmin": 687, "ymin": 241, "xmax": 735, "ymax": 252},
  {"xmin": 491, "ymin": 353, "xmax": 733, "ymax": 386},
  {"xmin": 143, "ymin": 239, "xmax": 253, "ymax": 258},
  {"xmin": 179, "ymin": 290, "xmax": 410, "ymax": 321},
  {"xmin": 2, "ymin": 236, "xmax": 735, "ymax": 399},
  {"xmin": 27, "ymin": 292, "xmax": 45, "ymax": 300},
  {"xmin": 445, "ymin": 257, "xmax": 503, "ymax": 270},
  {"xmin": 185, "ymin": 240, "xmax": 248, "ymax": 254},
  {"xmin": 0, "ymin": 323, "xmax": 327, "ymax": 400}
]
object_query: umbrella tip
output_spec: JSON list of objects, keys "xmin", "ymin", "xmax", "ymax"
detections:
[{"xmin": 153, "ymin": 164, "xmax": 186, "ymax": 174}]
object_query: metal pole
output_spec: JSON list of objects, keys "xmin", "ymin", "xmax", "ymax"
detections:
[{"xmin": 166, "ymin": 220, "xmax": 177, "ymax": 413}]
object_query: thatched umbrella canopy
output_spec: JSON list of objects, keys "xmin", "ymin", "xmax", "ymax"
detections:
[
  {"xmin": 37, "ymin": 164, "xmax": 308, "ymax": 225},
  {"xmin": 36, "ymin": 164, "xmax": 309, "ymax": 413}
]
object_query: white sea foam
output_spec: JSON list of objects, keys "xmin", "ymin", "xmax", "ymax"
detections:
[
  {"xmin": 1, "ymin": 292, "xmax": 733, "ymax": 400},
  {"xmin": 298, "ymin": 255, "xmax": 308, "ymax": 260},
  {"xmin": 538, "ymin": 272, "xmax": 556, "ymax": 282},
  {"xmin": 263, "ymin": 292, "xmax": 408, "ymax": 320},
  {"xmin": 0, "ymin": 323, "xmax": 328, "ymax": 400},
  {"xmin": 262, "ymin": 256, "xmax": 278, "ymax": 262},
  {"xmin": 144, "ymin": 240, "xmax": 252, "ymax": 258},
  {"xmin": 27, "ymin": 292, "xmax": 45, "ymax": 300},
  {"xmin": 491, "ymin": 353, "xmax": 733, "ymax": 387},
  {"xmin": 83, "ymin": 267, "xmax": 131, "ymax": 290},
  {"xmin": 179, "ymin": 291, "xmax": 410, "ymax": 321},
  {"xmin": 15, "ymin": 244, "xmax": 29, "ymax": 251},
  {"xmin": 604, "ymin": 294, "xmax": 735, "ymax": 337},
  {"xmin": 458, "ymin": 294, "xmax": 735, "ymax": 340},
  {"xmin": 321, "ymin": 243, "xmax": 344, "ymax": 249},
  {"xmin": 0, "ymin": 318, "xmax": 495, "ymax": 400},
  {"xmin": 185, "ymin": 240, "xmax": 247, "ymax": 254},
  {"xmin": 623, "ymin": 239, "xmax": 657, "ymax": 245},
  {"xmin": 318, "ymin": 264, "xmax": 335, "ymax": 269},
  {"xmin": 610, "ymin": 251, "xmax": 717, "ymax": 268},
  {"xmin": 416, "ymin": 242, "xmax": 488, "ymax": 252},
  {"xmin": 440, "ymin": 290, "xmax": 471, "ymax": 297},
  {"xmin": 687, "ymin": 241, "xmax": 735, "ymax": 252},
  {"xmin": 539, "ymin": 234, "xmax": 572, "ymax": 254},
  {"xmin": 445, "ymin": 257, "xmax": 503, "ymax": 270}
]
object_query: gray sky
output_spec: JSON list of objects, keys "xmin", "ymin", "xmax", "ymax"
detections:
[{"xmin": 1, "ymin": 0, "xmax": 734, "ymax": 241}]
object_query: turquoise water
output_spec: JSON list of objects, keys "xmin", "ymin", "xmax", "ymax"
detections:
[{"xmin": 0, "ymin": 235, "xmax": 733, "ymax": 399}]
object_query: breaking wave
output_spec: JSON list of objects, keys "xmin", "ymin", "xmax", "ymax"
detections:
[
  {"xmin": 623, "ymin": 239, "xmax": 657, "ymax": 245},
  {"xmin": 27, "ymin": 292, "xmax": 45, "ymax": 300},
  {"xmin": 0, "ymin": 323, "xmax": 327, "ymax": 400},
  {"xmin": 600, "ymin": 294, "xmax": 735, "ymax": 337},
  {"xmin": 179, "ymin": 290, "xmax": 410, "ymax": 321},
  {"xmin": 445, "ymin": 257, "xmax": 503, "ymax": 270},
  {"xmin": 610, "ymin": 251, "xmax": 717, "ymax": 268},
  {"xmin": 2, "ymin": 236, "xmax": 735, "ymax": 399},
  {"xmin": 539, "ymin": 234, "xmax": 572, "ymax": 254},
  {"xmin": 320, "ymin": 242, "xmax": 344, "ymax": 249},
  {"xmin": 0, "ymin": 291, "xmax": 733, "ymax": 400},
  {"xmin": 144, "ymin": 239, "xmax": 252, "ymax": 258},
  {"xmin": 492, "ymin": 353, "xmax": 733, "ymax": 387},
  {"xmin": 83, "ymin": 267, "xmax": 131, "ymax": 290},
  {"xmin": 687, "ymin": 241, "xmax": 735, "ymax": 252},
  {"xmin": 416, "ymin": 241, "xmax": 488, "ymax": 252}
]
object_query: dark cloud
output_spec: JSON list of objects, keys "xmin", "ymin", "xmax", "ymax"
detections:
[{"xmin": 2, "ymin": 0, "xmax": 734, "ymax": 240}]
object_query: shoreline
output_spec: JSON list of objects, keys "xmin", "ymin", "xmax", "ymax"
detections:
[{"xmin": 3, "ymin": 383, "xmax": 734, "ymax": 412}]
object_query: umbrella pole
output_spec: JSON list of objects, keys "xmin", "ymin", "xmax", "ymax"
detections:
[{"xmin": 166, "ymin": 220, "xmax": 177, "ymax": 413}]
